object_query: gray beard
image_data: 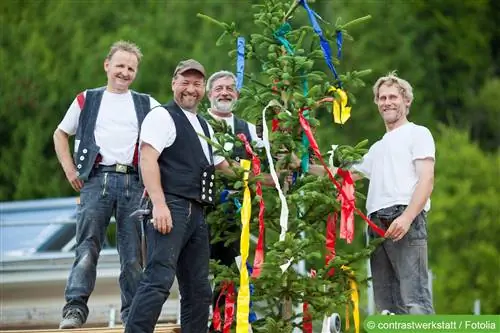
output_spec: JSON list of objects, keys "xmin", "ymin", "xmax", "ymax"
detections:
[{"xmin": 212, "ymin": 100, "xmax": 235, "ymax": 114}]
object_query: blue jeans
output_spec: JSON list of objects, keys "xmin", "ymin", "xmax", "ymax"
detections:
[
  {"xmin": 62, "ymin": 170, "xmax": 144, "ymax": 323},
  {"xmin": 368, "ymin": 206, "xmax": 434, "ymax": 314},
  {"xmin": 125, "ymin": 194, "xmax": 212, "ymax": 333}
]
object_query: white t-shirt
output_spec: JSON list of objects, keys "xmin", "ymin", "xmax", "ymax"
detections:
[
  {"xmin": 208, "ymin": 110, "xmax": 265, "ymax": 150},
  {"xmin": 353, "ymin": 122, "xmax": 435, "ymax": 215},
  {"xmin": 140, "ymin": 106, "xmax": 225, "ymax": 166},
  {"xmin": 58, "ymin": 90, "xmax": 161, "ymax": 165}
]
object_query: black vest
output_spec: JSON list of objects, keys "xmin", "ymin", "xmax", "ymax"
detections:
[
  {"xmin": 159, "ymin": 101, "xmax": 213, "ymax": 201},
  {"xmin": 73, "ymin": 87, "xmax": 150, "ymax": 180},
  {"xmin": 232, "ymin": 116, "xmax": 253, "ymax": 161}
]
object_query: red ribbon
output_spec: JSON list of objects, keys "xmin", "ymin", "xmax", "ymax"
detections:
[
  {"xmin": 213, "ymin": 281, "xmax": 236, "ymax": 333},
  {"xmin": 212, "ymin": 283, "xmax": 226, "ymax": 331},
  {"xmin": 337, "ymin": 168, "xmax": 355, "ymax": 243},
  {"xmin": 326, "ymin": 213, "xmax": 337, "ymax": 276},
  {"xmin": 223, "ymin": 282, "xmax": 235, "ymax": 333},
  {"xmin": 302, "ymin": 269, "xmax": 317, "ymax": 333},
  {"xmin": 272, "ymin": 119, "xmax": 280, "ymax": 132},
  {"xmin": 237, "ymin": 134, "xmax": 265, "ymax": 278},
  {"xmin": 298, "ymin": 109, "xmax": 385, "ymax": 237}
]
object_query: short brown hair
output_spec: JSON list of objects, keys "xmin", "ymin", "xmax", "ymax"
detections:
[{"xmin": 106, "ymin": 40, "xmax": 143, "ymax": 63}]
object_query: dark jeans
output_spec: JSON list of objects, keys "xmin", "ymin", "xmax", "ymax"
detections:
[
  {"xmin": 368, "ymin": 205, "xmax": 435, "ymax": 314},
  {"xmin": 125, "ymin": 194, "xmax": 212, "ymax": 333},
  {"xmin": 63, "ymin": 170, "xmax": 144, "ymax": 323}
]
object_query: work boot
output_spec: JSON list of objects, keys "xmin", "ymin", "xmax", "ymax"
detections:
[{"xmin": 59, "ymin": 308, "xmax": 84, "ymax": 329}]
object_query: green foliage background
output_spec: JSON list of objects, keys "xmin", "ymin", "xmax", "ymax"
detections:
[{"xmin": 1, "ymin": 0, "xmax": 498, "ymax": 316}]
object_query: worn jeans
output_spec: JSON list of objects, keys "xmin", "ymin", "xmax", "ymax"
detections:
[
  {"xmin": 368, "ymin": 205, "xmax": 435, "ymax": 314},
  {"xmin": 62, "ymin": 170, "xmax": 144, "ymax": 323},
  {"xmin": 125, "ymin": 194, "xmax": 212, "ymax": 333}
]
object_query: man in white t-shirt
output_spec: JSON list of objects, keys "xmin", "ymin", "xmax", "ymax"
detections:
[
  {"xmin": 53, "ymin": 41, "xmax": 160, "ymax": 329},
  {"xmin": 293, "ymin": 73, "xmax": 435, "ymax": 314},
  {"xmin": 352, "ymin": 73, "xmax": 435, "ymax": 315},
  {"xmin": 125, "ymin": 60, "xmax": 235, "ymax": 333}
]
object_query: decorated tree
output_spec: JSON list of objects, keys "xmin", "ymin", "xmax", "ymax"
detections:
[{"xmin": 199, "ymin": 0, "xmax": 384, "ymax": 332}]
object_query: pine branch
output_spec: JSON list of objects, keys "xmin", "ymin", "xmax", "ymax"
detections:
[{"xmin": 283, "ymin": 0, "xmax": 301, "ymax": 22}]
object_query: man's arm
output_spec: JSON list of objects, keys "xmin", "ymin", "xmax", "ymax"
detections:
[
  {"xmin": 386, "ymin": 158, "xmax": 435, "ymax": 241},
  {"xmin": 216, "ymin": 159, "xmax": 275, "ymax": 186},
  {"xmin": 53, "ymin": 128, "xmax": 83, "ymax": 191},
  {"xmin": 290, "ymin": 154, "xmax": 365, "ymax": 181},
  {"xmin": 140, "ymin": 143, "xmax": 171, "ymax": 234}
]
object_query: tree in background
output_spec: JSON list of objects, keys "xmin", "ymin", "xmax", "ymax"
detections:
[
  {"xmin": 200, "ymin": 0, "xmax": 383, "ymax": 331},
  {"xmin": 429, "ymin": 125, "xmax": 500, "ymax": 315}
]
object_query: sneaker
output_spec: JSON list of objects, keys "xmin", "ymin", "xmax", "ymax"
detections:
[{"xmin": 59, "ymin": 308, "xmax": 84, "ymax": 329}]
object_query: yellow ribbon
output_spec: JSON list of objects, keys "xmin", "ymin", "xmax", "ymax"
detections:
[
  {"xmin": 236, "ymin": 159, "xmax": 251, "ymax": 333},
  {"xmin": 341, "ymin": 265, "xmax": 360, "ymax": 333},
  {"xmin": 328, "ymin": 86, "xmax": 352, "ymax": 124}
]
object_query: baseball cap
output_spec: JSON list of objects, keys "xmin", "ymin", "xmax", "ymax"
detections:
[{"xmin": 173, "ymin": 59, "xmax": 206, "ymax": 77}]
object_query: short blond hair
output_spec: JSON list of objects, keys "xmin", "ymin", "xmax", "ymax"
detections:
[
  {"xmin": 106, "ymin": 40, "xmax": 143, "ymax": 63},
  {"xmin": 373, "ymin": 71, "xmax": 414, "ymax": 114}
]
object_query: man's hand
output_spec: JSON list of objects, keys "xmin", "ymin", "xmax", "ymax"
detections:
[
  {"xmin": 53, "ymin": 128, "xmax": 83, "ymax": 192},
  {"xmin": 65, "ymin": 167, "xmax": 84, "ymax": 192},
  {"xmin": 385, "ymin": 215, "xmax": 413, "ymax": 241},
  {"xmin": 276, "ymin": 151, "xmax": 300, "ymax": 170},
  {"xmin": 151, "ymin": 202, "xmax": 173, "ymax": 234}
]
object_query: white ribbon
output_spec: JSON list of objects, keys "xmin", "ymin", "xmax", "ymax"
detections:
[
  {"xmin": 279, "ymin": 257, "xmax": 294, "ymax": 273},
  {"xmin": 261, "ymin": 100, "xmax": 289, "ymax": 241},
  {"xmin": 327, "ymin": 144, "xmax": 338, "ymax": 169}
]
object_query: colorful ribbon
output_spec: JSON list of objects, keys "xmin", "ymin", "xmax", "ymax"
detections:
[
  {"xmin": 213, "ymin": 281, "xmax": 235, "ymax": 333},
  {"xmin": 261, "ymin": 100, "xmax": 289, "ymax": 241},
  {"xmin": 298, "ymin": 109, "xmax": 385, "ymax": 237},
  {"xmin": 246, "ymin": 263, "xmax": 258, "ymax": 323},
  {"xmin": 302, "ymin": 269, "xmax": 316, "ymax": 333},
  {"xmin": 336, "ymin": 30, "xmax": 343, "ymax": 59},
  {"xmin": 236, "ymin": 37, "xmax": 245, "ymax": 91},
  {"xmin": 341, "ymin": 265, "xmax": 360, "ymax": 333},
  {"xmin": 337, "ymin": 168, "xmax": 355, "ymax": 244},
  {"xmin": 237, "ymin": 133, "xmax": 265, "ymax": 278},
  {"xmin": 273, "ymin": 22, "xmax": 294, "ymax": 55},
  {"xmin": 325, "ymin": 213, "xmax": 337, "ymax": 276},
  {"xmin": 236, "ymin": 159, "xmax": 251, "ymax": 333},
  {"xmin": 298, "ymin": 0, "xmax": 341, "ymax": 85},
  {"xmin": 328, "ymin": 86, "xmax": 351, "ymax": 124}
]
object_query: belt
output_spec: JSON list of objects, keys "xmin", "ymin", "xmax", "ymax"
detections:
[{"xmin": 95, "ymin": 164, "xmax": 137, "ymax": 174}]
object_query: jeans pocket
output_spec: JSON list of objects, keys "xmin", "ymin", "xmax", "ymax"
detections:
[
  {"xmin": 408, "ymin": 213, "xmax": 428, "ymax": 245},
  {"xmin": 166, "ymin": 197, "xmax": 190, "ymax": 225}
]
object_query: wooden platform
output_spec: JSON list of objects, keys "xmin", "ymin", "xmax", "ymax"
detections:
[{"xmin": 0, "ymin": 323, "xmax": 180, "ymax": 333}]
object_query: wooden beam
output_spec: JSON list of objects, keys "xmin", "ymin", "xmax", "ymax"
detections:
[{"xmin": 0, "ymin": 323, "xmax": 180, "ymax": 333}]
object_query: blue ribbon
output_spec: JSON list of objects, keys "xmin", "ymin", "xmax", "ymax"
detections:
[
  {"xmin": 220, "ymin": 189, "xmax": 242, "ymax": 213},
  {"xmin": 220, "ymin": 189, "xmax": 230, "ymax": 203},
  {"xmin": 246, "ymin": 263, "xmax": 257, "ymax": 323},
  {"xmin": 236, "ymin": 37, "xmax": 245, "ymax": 91},
  {"xmin": 298, "ymin": 0, "xmax": 341, "ymax": 86},
  {"xmin": 336, "ymin": 30, "xmax": 343, "ymax": 59}
]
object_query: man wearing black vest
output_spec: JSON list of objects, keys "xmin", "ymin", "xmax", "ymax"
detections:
[
  {"xmin": 125, "ymin": 60, "xmax": 234, "ymax": 333},
  {"xmin": 205, "ymin": 71, "xmax": 263, "ymax": 330},
  {"xmin": 53, "ymin": 41, "xmax": 160, "ymax": 329}
]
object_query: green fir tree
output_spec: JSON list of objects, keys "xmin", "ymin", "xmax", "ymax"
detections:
[{"xmin": 199, "ymin": 0, "xmax": 382, "ymax": 332}]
